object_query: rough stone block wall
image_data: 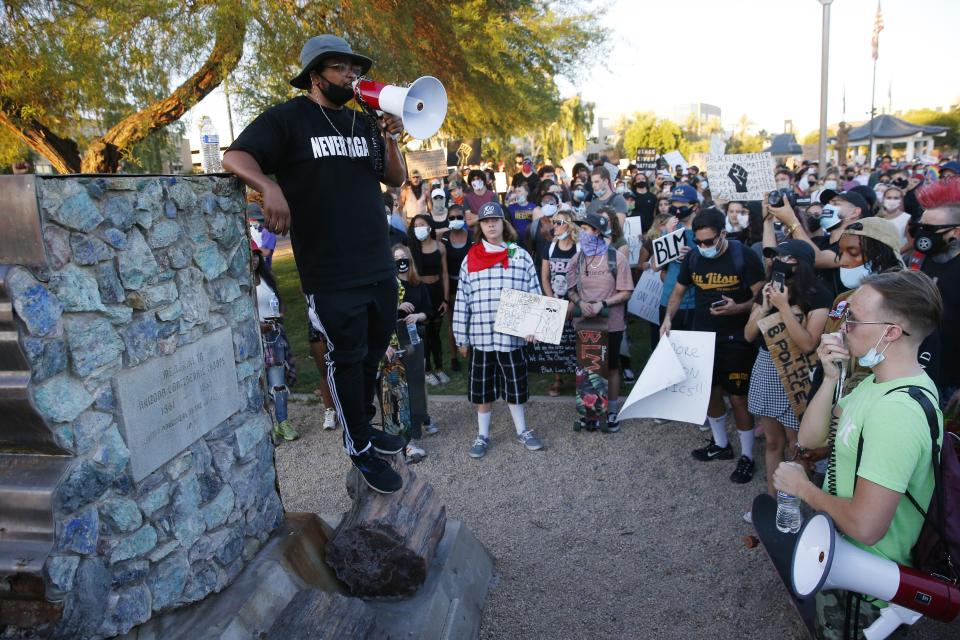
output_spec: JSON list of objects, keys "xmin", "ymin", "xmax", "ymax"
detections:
[{"xmin": 6, "ymin": 175, "xmax": 283, "ymax": 639}]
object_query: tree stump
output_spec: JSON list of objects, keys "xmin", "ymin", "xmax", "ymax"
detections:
[
  {"xmin": 267, "ymin": 589, "xmax": 379, "ymax": 639},
  {"xmin": 325, "ymin": 454, "xmax": 446, "ymax": 598}
]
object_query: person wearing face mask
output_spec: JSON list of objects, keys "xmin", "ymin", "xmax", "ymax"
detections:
[
  {"xmin": 512, "ymin": 157, "xmax": 540, "ymax": 196},
  {"xmin": 224, "ymin": 34, "xmax": 409, "ymax": 495},
  {"xmin": 530, "ymin": 192, "xmax": 561, "ymax": 271},
  {"xmin": 398, "ymin": 169, "xmax": 429, "ymax": 222},
  {"xmin": 586, "ymin": 166, "xmax": 628, "ymax": 220},
  {"xmin": 408, "ymin": 215, "xmax": 450, "ymax": 387},
  {"xmin": 540, "ymin": 210, "xmax": 579, "ymax": 397},
  {"xmin": 743, "ymin": 241, "xmax": 831, "ymax": 518},
  {"xmin": 441, "ymin": 204, "xmax": 471, "ymax": 373},
  {"xmin": 773, "ymin": 270, "xmax": 944, "ymax": 638},
  {"xmin": 427, "ymin": 187, "xmax": 451, "ymax": 238},
  {"xmin": 876, "ymin": 185, "xmax": 910, "ymax": 248},
  {"xmin": 723, "ymin": 201, "xmax": 753, "ymax": 244},
  {"xmin": 912, "ymin": 179, "xmax": 960, "ymax": 412},
  {"xmin": 464, "ymin": 168, "xmax": 496, "ymax": 229},
  {"xmin": 651, "ymin": 186, "xmax": 698, "ymax": 352},
  {"xmin": 506, "ymin": 182, "xmax": 538, "ymax": 248},
  {"xmin": 662, "ymin": 209, "xmax": 766, "ymax": 482},
  {"xmin": 630, "ymin": 174, "xmax": 658, "ymax": 231}
]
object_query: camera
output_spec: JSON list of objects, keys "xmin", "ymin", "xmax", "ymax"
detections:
[{"xmin": 767, "ymin": 188, "xmax": 798, "ymax": 209}]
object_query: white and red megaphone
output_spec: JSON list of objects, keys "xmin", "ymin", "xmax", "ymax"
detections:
[
  {"xmin": 792, "ymin": 513, "xmax": 959, "ymax": 639},
  {"xmin": 353, "ymin": 76, "xmax": 447, "ymax": 140}
]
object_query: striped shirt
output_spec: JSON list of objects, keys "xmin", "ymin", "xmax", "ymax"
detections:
[{"xmin": 453, "ymin": 245, "xmax": 542, "ymax": 352}]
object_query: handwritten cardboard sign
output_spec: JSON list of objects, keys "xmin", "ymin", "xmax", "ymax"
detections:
[
  {"xmin": 404, "ymin": 149, "xmax": 447, "ymax": 179},
  {"xmin": 651, "ymin": 227, "xmax": 686, "ymax": 269},
  {"xmin": 494, "ymin": 289, "xmax": 569, "ymax": 345},
  {"xmin": 528, "ymin": 323, "xmax": 577, "ymax": 373},
  {"xmin": 706, "ymin": 152, "xmax": 776, "ymax": 202},
  {"xmin": 622, "ymin": 217, "xmax": 644, "ymax": 266},
  {"xmin": 627, "ymin": 269, "xmax": 663, "ymax": 325},
  {"xmin": 757, "ymin": 309, "xmax": 819, "ymax": 419},
  {"xmin": 619, "ymin": 330, "xmax": 716, "ymax": 424}
]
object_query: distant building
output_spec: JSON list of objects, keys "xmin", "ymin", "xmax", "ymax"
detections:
[{"xmin": 669, "ymin": 103, "xmax": 722, "ymax": 134}]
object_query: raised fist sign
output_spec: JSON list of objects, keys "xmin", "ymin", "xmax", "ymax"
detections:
[{"xmin": 728, "ymin": 163, "xmax": 748, "ymax": 193}]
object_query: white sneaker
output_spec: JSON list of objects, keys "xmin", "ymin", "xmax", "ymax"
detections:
[
  {"xmin": 424, "ymin": 421, "xmax": 439, "ymax": 435},
  {"xmin": 699, "ymin": 418, "xmax": 711, "ymax": 432},
  {"xmin": 405, "ymin": 440, "xmax": 426, "ymax": 463},
  {"xmin": 323, "ymin": 407, "xmax": 337, "ymax": 430},
  {"xmin": 435, "ymin": 371, "xmax": 451, "ymax": 384},
  {"xmin": 425, "ymin": 373, "xmax": 440, "ymax": 386}
]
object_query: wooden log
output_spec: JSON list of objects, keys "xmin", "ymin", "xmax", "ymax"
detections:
[
  {"xmin": 325, "ymin": 453, "xmax": 446, "ymax": 598},
  {"xmin": 267, "ymin": 589, "xmax": 378, "ymax": 639}
]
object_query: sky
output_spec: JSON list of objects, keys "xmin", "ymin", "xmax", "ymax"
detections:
[{"xmin": 184, "ymin": 0, "xmax": 959, "ymax": 149}]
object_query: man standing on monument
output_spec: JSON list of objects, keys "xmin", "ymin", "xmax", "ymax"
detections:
[{"xmin": 223, "ymin": 35, "xmax": 408, "ymax": 494}]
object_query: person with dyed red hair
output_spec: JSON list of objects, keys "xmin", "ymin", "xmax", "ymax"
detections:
[{"xmin": 912, "ymin": 178, "xmax": 960, "ymax": 410}]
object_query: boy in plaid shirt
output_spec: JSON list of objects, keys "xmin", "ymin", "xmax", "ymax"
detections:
[{"xmin": 453, "ymin": 202, "xmax": 545, "ymax": 458}]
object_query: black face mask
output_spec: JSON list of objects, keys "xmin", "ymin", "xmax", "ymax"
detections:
[
  {"xmin": 911, "ymin": 223, "xmax": 958, "ymax": 255},
  {"xmin": 893, "ymin": 178, "xmax": 909, "ymax": 189},
  {"xmin": 395, "ymin": 258, "xmax": 410, "ymax": 273},
  {"xmin": 635, "ymin": 182, "xmax": 647, "ymax": 190},
  {"xmin": 318, "ymin": 78, "xmax": 355, "ymax": 107},
  {"xmin": 806, "ymin": 214, "xmax": 822, "ymax": 232},
  {"xmin": 771, "ymin": 259, "xmax": 796, "ymax": 279}
]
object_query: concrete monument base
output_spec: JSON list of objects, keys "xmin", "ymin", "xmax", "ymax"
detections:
[{"xmin": 118, "ymin": 512, "xmax": 493, "ymax": 640}]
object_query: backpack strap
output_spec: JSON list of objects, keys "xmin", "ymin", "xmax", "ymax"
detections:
[{"xmin": 548, "ymin": 241, "xmax": 557, "ymax": 259}]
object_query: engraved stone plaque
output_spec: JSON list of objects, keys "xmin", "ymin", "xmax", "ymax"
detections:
[{"xmin": 115, "ymin": 328, "xmax": 242, "ymax": 481}]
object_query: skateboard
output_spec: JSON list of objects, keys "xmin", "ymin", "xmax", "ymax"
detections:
[
  {"xmin": 379, "ymin": 347, "xmax": 412, "ymax": 440},
  {"xmin": 574, "ymin": 316, "xmax": 610, "ymax": 432},
  {"xmin": 397, "ymin": 321, "xmax": 428, "ymax": 432},
  {"xmin": 750, "ymin": 493, "xmax": 816, "ymax": 637}
]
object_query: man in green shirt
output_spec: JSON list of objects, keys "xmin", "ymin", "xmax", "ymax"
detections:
[{"xmin": 773, "ymin": 270, "xmax": 944, "ymax": 638}]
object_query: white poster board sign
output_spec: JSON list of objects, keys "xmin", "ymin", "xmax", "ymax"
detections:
[
  {"xmin": 709, "ymin": 133, "xmax": 727, "ymax": 156},
  {"xmin": 622, "ymin": 217, "xmax": 644, "ymax": 266},
  {"xmin": 619, "ymin": 330, "xmax": 716, "ymax": 424},
  {"xmin": 651, "ymin": 227, "xmax": 686, "ymax": 269},
  {"xmin": 706, "ymin": 152, "xmax": 776, "ymax": 202},
  {"xmin": 627, "ymin": 269, "xmax": 663, "ymax": 325},
  {"xmin": 494, "ymin": 171, "xmax": 508, "ymax": 194},
  {"xmin": 662, "ymin": 150, "xmax": 688, "ymax": 172},
  {"xmin": 494, "ymin": 289, "xmax": 569, "ymax": 345}
]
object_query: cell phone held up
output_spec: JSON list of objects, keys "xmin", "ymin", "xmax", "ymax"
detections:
[{"xmin": 772, "ymin": 271, "xmax": 786, "ymax": 292}]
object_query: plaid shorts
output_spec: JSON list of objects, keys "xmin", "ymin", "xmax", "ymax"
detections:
[{"xmin": 469, "ymin": 348, "xmax": 529, "ymax": 405}]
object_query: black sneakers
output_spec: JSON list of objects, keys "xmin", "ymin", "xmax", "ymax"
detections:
[
  {"xmin": 730, "ymin": 455, "xmax": 755, "ymax": 484},
  {"xmin": 691, "ymin": 439, "xmax": 734, "ymax": 461},
  {"xmin": 350, "ymin": 449, "xmax": 402, "ymax": 494},
  {"xmin": 368, "ymin": 429, "xmax": 405, "ymax": 455}
]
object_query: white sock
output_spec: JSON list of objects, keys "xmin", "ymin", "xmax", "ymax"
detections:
[
  {"xmin": 477, "ymin": 411, "xmax": 492, "ymax": 438},
  {"xmin": 738, "ymin": 428, "xmax": 755, "ymax": 460},
  {"xmin": 508, "ymin": 404, "xmax": 527, "ymax": 435},
  {"xmin": 708, "ymin": 414, "xmax": 729, "ymax": 448}
]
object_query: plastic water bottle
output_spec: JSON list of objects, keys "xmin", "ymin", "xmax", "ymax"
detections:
[
  {"xmin": 406, "ymin": 322, "xmax": 420, "ymax": 345},
  {"xmin": 776, "ymin": 491, "xmax": 803, "ymax": 534},
  {"xmin": 199, "ymin": 116, "xmax": 222, "ymax": 173},
  {"xmin": 269, "ymin": 296, "xmax": 280, "ymax": 318}
]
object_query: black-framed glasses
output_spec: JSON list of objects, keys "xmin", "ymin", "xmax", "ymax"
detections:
[
  {"xmin": 324, "ymin": 63, "xmax": 363, "ymax": 76},
  {"xmin": 693, "ymin": 235, "xmax": 719, "ymax": 247},
  {"xmin": 840, "ymin": 308, "xmax": 910, "ymax": 336}
]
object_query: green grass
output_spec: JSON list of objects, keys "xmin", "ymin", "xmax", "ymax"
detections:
[{"xmin": 274, "ymin": 255, "xmax": 654, "ymax": 396}]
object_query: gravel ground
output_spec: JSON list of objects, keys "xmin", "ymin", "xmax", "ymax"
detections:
[{"xmin": 274, "ymin": 397, "xmax": 948, "ymax": 640}]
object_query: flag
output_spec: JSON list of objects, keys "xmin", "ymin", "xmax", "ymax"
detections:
[{"xmin": 872, "ymin": 1, "xmax": 884, "ymax": 61}]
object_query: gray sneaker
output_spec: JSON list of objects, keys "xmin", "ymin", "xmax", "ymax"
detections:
[
  {"xmin": 468, "ymin": 435, "xmax": 489, "ymax": 459},
  {"xmin": 516, "ymin": 430, "xmax": 543, "ymax": 451},
  {"xmin": 424, "ymin": 420, "xmax": 439, "ymax": 435}
]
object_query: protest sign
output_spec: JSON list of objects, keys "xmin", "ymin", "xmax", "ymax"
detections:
[
  {"xmin": 627, "ymin": 269, "xmax": 664, "ymax": 325},
  {"xmin": 528, "ymin": 323, "xmax": 576, "ymax": 373},
  {"xmin": 635, "ymin": 147, "xmax": 658, "ymax": 171},
  {"xmin": 446, "ymin": 138, "xmax": 481, "ymax": 167},
  {"xmin": 651, "ymin": 227, "xmax": 686, "ymax": 269},
  {"xmin": 622, "ymin": 217, "xmax": 644, "ymax": 266},
  {"xmin": 709, "ymin": 133, "xmax": 726, "ymax": 156},
  {"xmin": 757, "ymin": 309, "xmax": 819, "ymax": 419},
  {"xmin": 404, "ymin": 149, "xmax": 447, "ymax": 179},
  {"xmin": 706, "ymin": 152, "xmax": 776, "ymax": 202},
  {"xmin": 494, "ymin": 289, "xmax": 569, "ymax": 345},
  {"xmin": 619, "ymin": 330, "xmax": 715, "ymax": 424},
  {"xmin": 662, "ymin": 150, "xmax": 688, "ymax": 172},
  {"xmin": 494, "ymin": 171, "xmax": 508, "ymax": 194}
]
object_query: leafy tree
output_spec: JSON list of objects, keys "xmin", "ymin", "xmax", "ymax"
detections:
[
  {"xmin": 617, "ymin": 112, "xmax": 685, "ymax": 159},
  {"xmin": 1, "ymin": 0, "xmax": 604, "ymax": 173},
  {"xmin": 898, "ymin": 106, "xmax": 960, "ymax": 149}
]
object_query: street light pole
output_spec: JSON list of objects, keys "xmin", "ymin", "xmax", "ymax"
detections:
[{"xmin": 818, "ymin": 0, "xmax": 833, "ymax": 170}]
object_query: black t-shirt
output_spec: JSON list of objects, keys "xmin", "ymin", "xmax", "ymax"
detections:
[
  {"xmin": 812, "ymin": 237, "xmax": 845, "ymax": 299},
  {"xmin": 228, "ymin": 97, "xmax": 393, "ymax": 293},
  {"xmin": 631, "ymin": 191, "xmax": 658, "ymax": 232},
  {"xmin": 755, "ymin": 281, "xmax": 834, "ymax": 351},
  {"xmin": 677, "ymin": 240, "xmax": 765, "ymax": 336},
  {"xmin": 442, "ymin": 233, "xmax": 470, "ymax": 280},
  {"xmin": 399, "ymin": 279, "xmax": 433, "ymax": 319},
  {"xmin": 921, "ymin": 253, "xmax": 960, "ymax": 389}
]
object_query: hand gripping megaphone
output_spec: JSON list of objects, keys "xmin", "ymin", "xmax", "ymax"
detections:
[
  {"xmin": 792, "ymin": 513, "xmax": 959, "ymax": 639},
  {"xmin": 353, "ymin": 76, "xmax": 447, "ymax": 140}
]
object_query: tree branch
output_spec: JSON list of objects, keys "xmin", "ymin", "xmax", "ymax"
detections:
[
  {"xmin": 80, "ymin": 4, "xmax": 247, "ymax": 173},
  {"xmin": 0, "ymin": 97, "xmax": 82, "ymax": 174}
]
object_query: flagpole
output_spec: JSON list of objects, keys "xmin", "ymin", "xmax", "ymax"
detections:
[
  {"xmin": 868, "ymin": 58, "xmax": 877, "ymax": 168},
  {"xmin": 817, "ymin": 0, "xmax": 833, "ymax": 171}
]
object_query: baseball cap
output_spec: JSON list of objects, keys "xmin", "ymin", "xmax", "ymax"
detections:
[
  {"xmin": 669, "ymin": 184, "xmax": 698, "ymax": 204},
  {"xmin": 764, "ymin": 239, "xmax": 815, "ymax": 268},
  {"xmin": 477, "ymin": 201, "xmax": 505, "ymax": 220},
  {"xmin": 842, "ymin": 218, "xmax": 905, "ymax": 266},
  {"xmin": 431, "ymin": 188, "xmax": 445, "ymax": 200},
  {"xmin": 940, "ymin": 161, "xmax": 960, "ymax": 175},
  {"xmin": 848, "ymin": 185, "xmax": 877, "ymax": 213},
  {"xmin": 819, "ymin": 189, "xmax": 869, "ymax": 215},
  {"xmin": 579, "ymin": 213, "xmax": 609, "ymax": 235}
]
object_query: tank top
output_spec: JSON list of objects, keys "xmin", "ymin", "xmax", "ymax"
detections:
[
  {"xmin": 443, "ymin": 234, "xmax": 470, "ymax": 281},
  {"xmin": 418, "ymin": 246, "xmax": 443, "ymax": 277},
  {"xmin": 256, "ymin": 281, "xmax": 280, "ymax": 319}
]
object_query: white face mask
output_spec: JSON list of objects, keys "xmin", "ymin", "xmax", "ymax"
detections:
[
  {"xmin": 414, "ymin": 227, "xmax": 430, "ymax": 241},
  {"xmin": 823, "ymin": 179, "xmax": 838, "ymax": 191},
  {"xmin": 594, "ymin": 184, "xmax": 607, "ymax": 198},
  {"xmin": 516, "ymin": 195, "xmax": 527, "ymax": 205},
  {"xmin": 725, "ymin": 219, "xmax": 735, "ymax": 233},
  {"xmin": 839, "ymin": 263, "xmax": 870, "ymax": 289},
  {"xmin": 557, "ymin": 231, "xmax": 570, "ymax": 240},
  {"xmin": 541, "ymin": 203, "xmax": 558, "ymax": 218},
  {"xmin": 471, "ymin": 180, "xmax": 484, "ymax": 191},
  {"xmin": 448, "ymin": 219, "xmax": 465, "ymax": 231},
  {"xmin": 820, "ymin": 204, "xmax": 843, "ymax": 230},
  {"xmin": 883, "ymin": 198, "xmax": 901, "ymax": 211},
  {"xmin": 737, "ymin": 213, "xmax": 750, "ymax": 228},
  {"xmin": 858, "ymin": 330, "xmax": 892, "ymax": 368},
  {"xmin": 700, "ymin": 180, "xmax": 709, "ymax": 190},
  {"xmin": 616, "ymin": 185, "xmax": 626, "ymax": 194}
]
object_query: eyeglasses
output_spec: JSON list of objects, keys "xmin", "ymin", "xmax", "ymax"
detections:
[
  {"xmin": 693, "ymin": 235, "xmax": 720, "ymax": 247},
  {"xmin": 840, "ymin": 308, "xmax": 910, "ymax": 336},
  {"xmin": 324, "ymin": 63, "xmax": 363, "ymax": 76},
  {"xmin": 448, "ymin": 216, "xmax": 464, "ymax": 221},
  {"xmin": 552, "ymin": 220, "xmax": 568, "ymax": 227}
]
